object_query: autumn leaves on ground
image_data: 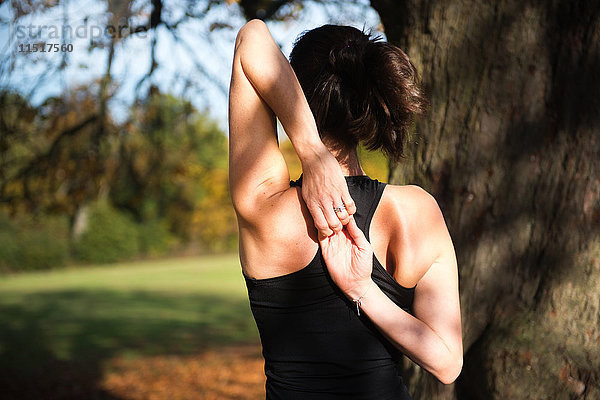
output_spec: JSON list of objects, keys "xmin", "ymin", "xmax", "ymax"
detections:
[{"xmin": 0, "ymin": 254, "xmax": 266, "ymax": 399}]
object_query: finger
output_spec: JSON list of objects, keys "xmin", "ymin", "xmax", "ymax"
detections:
[
  {"xmin": 345, "ymin": 216, "xmax": 369, "ymax": 250},
  {"xmin": 333, "ymin": 204, "xmax": 351, "ymax": 225},
  {"xmin": 317, "ymin": 223, "xmax": 334, "ymax": 239},
  {"xmin": 342, "ymin": 191, "xmax": 357, "ymax": 216},
  {"xmin": 318, "ymin": 230, "xmax": 330, "ymax": 243},
  {"xmin": 309, "ymin": 204, "xmax": 334, "ymax": 238},
  {"xmin": 322, "ymin": 202, "xmax": 343, "ymax": 233},
  {"xmin": 337, "ymin": 212, "xmax": 351, "ymax": 226},
  {"xmin": 319, "ymin": 229, "xmax": 344, "ymax": 246}
]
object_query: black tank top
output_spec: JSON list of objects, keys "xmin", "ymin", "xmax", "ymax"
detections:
[{"xmin": 244, "ymin": 174, "xmax": 415, "ymax": 399}]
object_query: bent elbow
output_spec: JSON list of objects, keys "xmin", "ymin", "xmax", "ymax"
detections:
[
  {"xmin": 436, "ymin": 355, "xmax": 463, "ymax": 385},
  {"xmin": 234, "ymin": 19, "xmax": 268, "ymax": 50}
]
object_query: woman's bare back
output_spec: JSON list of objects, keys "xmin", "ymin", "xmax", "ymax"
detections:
[{"xmin": 238, "ymin": 180, "xmax": 432, "ymax": 289}]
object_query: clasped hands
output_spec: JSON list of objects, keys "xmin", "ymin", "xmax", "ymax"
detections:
[{"xmin": 301, "ymin": 147, "xmax": 374, "ymax": 300}]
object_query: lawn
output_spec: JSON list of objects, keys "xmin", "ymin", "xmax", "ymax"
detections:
[{"xmin": 0, "ymin": 254, "xmax": 265, "ymax": 399}]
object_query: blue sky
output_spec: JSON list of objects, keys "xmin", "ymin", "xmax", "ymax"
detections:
[{"xmin": 0, "ymin": 0, "xmax": 382, "ymax": 135}]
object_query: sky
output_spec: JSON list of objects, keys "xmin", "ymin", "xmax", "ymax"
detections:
[{"xmin": 0, "ymin": 0, "xmax": 383, "ymax": 136}]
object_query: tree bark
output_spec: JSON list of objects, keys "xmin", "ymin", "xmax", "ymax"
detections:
[{"xmin": 369, "ymin": 0, "xmax": 600, "ymax": 398}]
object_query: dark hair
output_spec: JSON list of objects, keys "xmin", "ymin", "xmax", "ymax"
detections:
[{"xmin": 289, "ymin": 25, "xmax": 426, "ymax": 162}]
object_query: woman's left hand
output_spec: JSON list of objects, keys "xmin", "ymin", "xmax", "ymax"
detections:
[
  {"xmin": 300, "ymin": 145, "xmax": 357, "ymax": 240},
  {"xmin": 318, "ymin": 216, "xmax": 374, "ymax": 299}
]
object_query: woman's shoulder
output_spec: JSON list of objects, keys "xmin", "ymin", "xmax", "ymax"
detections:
[
  {"xmin": 383, "ymin": 183, "xmax": 441, "ymax": 217},
  {"xmin": 379, "ymin": 183, "xmax": 448, "ymax": 284}
]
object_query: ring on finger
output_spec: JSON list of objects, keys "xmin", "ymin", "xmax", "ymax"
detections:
[{"xmin": 333, "ymin": 205, "xmax": 346, "ymax": 213}]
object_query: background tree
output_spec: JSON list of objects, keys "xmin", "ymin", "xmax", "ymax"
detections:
[
  {"xmin": 367, "ymin": 0, "xmax": 600, "ymax": 398},
  {"xmin": 0, "ymin": 86, "xmax": 236, "ymax": 269},
  {"xmin": 0, "ymin": 87, "xmax": 104, "ymax": 218},
  {"xmin": 111, "ymin": 92, "xmax": 235, "ymax": 250}
]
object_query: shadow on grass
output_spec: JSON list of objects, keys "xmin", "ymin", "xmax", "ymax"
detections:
[{"xmin": 0, "ymin": 289, "xmax": 259, "ymax": 399}]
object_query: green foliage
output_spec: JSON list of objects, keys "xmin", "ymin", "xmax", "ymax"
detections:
[
  {"xmin": 16, "ymin": 229, "xmax": 69, "ymax": 271},
  {"xmin": 0, "ymin": 212, "xmax": 70, "ymax": 272},
  {"xmin": 137, "ymin": 218, "xmax": 177, "ymax": 257},
  {"xmin": 112, "ymin": 93, "xmax": 234, "ymax": 251},
  {"xmin": 0, "ymin": 88, "xmax": 108, "ymax": 217},
  {"xmin": 2, "ymin": 89, "xmax": 236, "ymax": 264},
  {"xmin": 0, "ymin": 214, "xmax": 20, "ymax": 272},
  {"xmin": 192, "ymin": 167, "xmax": 238, "ymax": 253},
  {"xmin": 73, "ymin": 201, "xmax": 140, "ymax": 264}
]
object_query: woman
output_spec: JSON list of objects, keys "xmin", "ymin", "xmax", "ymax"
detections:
[{"xmin": 229, "ymin": 19, "xmax": 462, "ymax": 399}]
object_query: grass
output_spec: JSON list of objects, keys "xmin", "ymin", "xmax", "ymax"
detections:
[{"xmin": 0, "ymin": 253, "xmax": 264, "ymax": 399}]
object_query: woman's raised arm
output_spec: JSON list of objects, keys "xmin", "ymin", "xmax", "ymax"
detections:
[{"xmin": 229, "ymin": 19, "xmax": 355, "ymax": 236}]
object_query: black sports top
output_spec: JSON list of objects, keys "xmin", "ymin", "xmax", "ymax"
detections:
[{"xmin": 244, "ymin": 174, "xmax": 415, "ymax": 399}]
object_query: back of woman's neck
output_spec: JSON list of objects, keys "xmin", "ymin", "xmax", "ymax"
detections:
[
  {"xmin": 327, "ymin": 147, "xmax": 365, "ymax": 176},
  {"xmin": 340, "ymin": 163, "xmax": 366, "ymax": 176}
]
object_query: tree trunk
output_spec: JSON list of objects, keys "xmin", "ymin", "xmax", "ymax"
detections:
[{"xmin": 369, "ymin": 0, "xmax": 600, "ymax": 398}]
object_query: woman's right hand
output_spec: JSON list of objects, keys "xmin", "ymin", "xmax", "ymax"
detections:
[{"xmin": 318, "ymin": 216, "xmax": 374, "ymax": 300}]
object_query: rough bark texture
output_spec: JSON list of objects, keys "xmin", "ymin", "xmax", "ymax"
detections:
[{"xmin": 369, "ymin": 0, "xmax": 600, "ymax": 399}]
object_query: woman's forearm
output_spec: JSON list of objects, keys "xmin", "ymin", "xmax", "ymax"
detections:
[
  {"xmin": 234, "ymin": 19, "xmax": 327, "ymax": 162},
  {"xmin": 356, "ymin": 280, "xmax": 463, "ymax": 384},
  {"xmin": 233, "ymin": 20, "xmax": 356, "ymax": 238}
]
